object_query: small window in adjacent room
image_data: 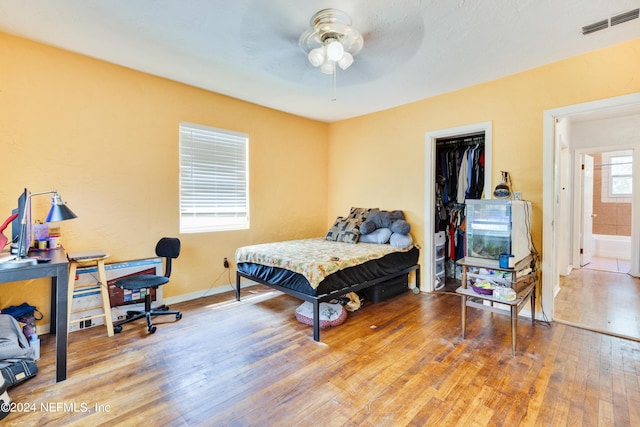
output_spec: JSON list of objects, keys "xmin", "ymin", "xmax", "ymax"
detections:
[
  {"xmin": 610, "ymin": 154, "xmax": 632, "ymax": 195},
  {"xmin": 179, "ymin": 122, "xmax": 249, "ymax": 233},
  {"xmin": 601, "ymin": 150, "xmax": 632, "ymax": 203}
]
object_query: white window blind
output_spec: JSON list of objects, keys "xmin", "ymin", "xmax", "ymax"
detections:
[{"xmin": 179, "ymin": 122, "xmax": 249, "ymax": 232}]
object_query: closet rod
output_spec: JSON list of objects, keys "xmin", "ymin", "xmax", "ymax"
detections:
[{"xmin": 436, "ymin": 136, "xmax": 484, "ymax": 147}]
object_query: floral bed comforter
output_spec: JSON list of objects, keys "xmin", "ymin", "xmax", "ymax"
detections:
[{"xmin": 235, "ymin": 238, "xmax": 412, "ymax": 289}]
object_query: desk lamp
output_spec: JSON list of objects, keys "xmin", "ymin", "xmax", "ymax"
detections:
[{"xmin": 16, "ymin": 189, "xmax": 77, "ymax": 263}]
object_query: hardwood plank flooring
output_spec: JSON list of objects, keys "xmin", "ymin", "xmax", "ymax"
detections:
[
  {"xmin": 555, "ymin": 268, "xmax": 640, "ymax": 341},
  {"xmin": 5, "ymin": 285, "xmax": 640, "ymax": 426}
]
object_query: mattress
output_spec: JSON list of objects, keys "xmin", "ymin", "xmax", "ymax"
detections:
[{"xmin": 236, "ymin": 238, "xmax": 419, "ymax": 297}]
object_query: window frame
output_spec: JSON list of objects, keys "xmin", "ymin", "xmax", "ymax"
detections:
[
  {"xmin": 179, "ymin": 122, "xmax": 249, "ymax": 233},
  {"xmin": 601, "ymin": 150, "xmax": 632, "ymax": 203},
  {"xmin": 609, "ymin": 154, "xmax": 632, "ymax": 196}
]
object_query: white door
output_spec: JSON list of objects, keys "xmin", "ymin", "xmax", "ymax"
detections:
[{"xmin": 580, "ymin": 154, "xmax": 594, "ymax": 267}]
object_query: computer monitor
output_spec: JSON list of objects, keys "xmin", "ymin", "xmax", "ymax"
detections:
[{"xmin": 11, "ymin": 189, "xmax": 29, "ymax": 256}]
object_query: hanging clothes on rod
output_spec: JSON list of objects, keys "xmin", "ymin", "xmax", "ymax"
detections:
[
  {"xmin": 467, "ymin": 144, "xmax": 484, "ymax": 200},
  {"xmin": 436, "ymin": 142, "xmax": 485, "ymax": 205},
  {"xmin": 448, "ymin": 204, "xmax": 466, "ymax": 261}
]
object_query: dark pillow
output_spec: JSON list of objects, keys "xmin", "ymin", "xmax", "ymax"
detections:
[
  {"xmin": 368, "ymin": 209, "xmax": 405, "ymax": 229},
  {"xmin": 360, "ymin": 220, "xmax": 377, "ymax": 235},
  {"xmin": 325, "ymin": 217, "xmax": 360, "ymax": 244},
  {"xmin": 390, "ymin": 219, "xmax": 411, "ymax": 235}
]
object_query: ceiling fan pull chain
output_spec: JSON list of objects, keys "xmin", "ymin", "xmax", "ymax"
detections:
[{"xmin": 330, "ymin": 69, "xmax": 337, "ymax": 101}]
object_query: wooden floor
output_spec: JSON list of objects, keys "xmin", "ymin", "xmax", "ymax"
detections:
[
  {"xmin": 5, "ymin": 285, "xmax": 640, "ymax": 426},
  {"xmin": 555, "ymin": 265, "xmax": 640, "ymax": 341}
]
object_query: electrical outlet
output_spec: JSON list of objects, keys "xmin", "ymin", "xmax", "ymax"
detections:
[{"xmin": 223, "ymin": 257, "xmax": 229, "ymax": 268}]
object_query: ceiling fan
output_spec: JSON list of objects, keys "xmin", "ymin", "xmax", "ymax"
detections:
[
  {"xmin": 298, "ymin": 9, "xmax": 364, "ymax": 76},
  {"xmin": 239, "ymin": 2, "xmax": 425, "ymax": 92}
]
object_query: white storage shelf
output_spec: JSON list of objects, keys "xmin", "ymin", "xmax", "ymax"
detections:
[{"xmin": 434, "ymin": 232, "xmax": 447, "ymax": 290}]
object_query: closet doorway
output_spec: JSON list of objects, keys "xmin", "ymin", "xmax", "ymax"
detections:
[{"xmin": 423, "ymin": 122, "xmax": 492, "ymax": 292}]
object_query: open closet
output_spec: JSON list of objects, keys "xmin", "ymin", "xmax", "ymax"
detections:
[{"xmin": 434, "ymin": 133, "xmax": 485, "ymax": 290}]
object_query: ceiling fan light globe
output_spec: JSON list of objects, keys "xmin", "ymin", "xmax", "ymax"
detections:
[
  {"xmin": 308, "ymin": 47, "xmax": 325, "ymax": 67},
  {"xmin": 337, "ymin": 52, "xmax": 353, "ymax": 70},
  {"xmin": 343, "ymin": 31, "xmax": 363, "ymax": 55},
  {"xmin": 325, "ymin": 40, "xmax": 344, "ymax": 61},
  {"xmin": 320, "ymin": 61, "xmax": 335, "ymax": 74}
]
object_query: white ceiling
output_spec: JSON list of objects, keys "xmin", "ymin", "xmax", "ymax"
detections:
[{"xmin": 0, "ymin": 0, "xmax": 639, "ymax": 122}]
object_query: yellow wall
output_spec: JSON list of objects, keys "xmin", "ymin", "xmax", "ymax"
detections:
[
  {"xmin": 328, "ymin": 38, "xmax": 640, "ymax": 275},
  {"xmin": 2, "ymin": 31, "xmax": 639, "ymax": 327},
  {"xmin": 0, "ymin": 33, "xmax": 328, "ymax": 325}
]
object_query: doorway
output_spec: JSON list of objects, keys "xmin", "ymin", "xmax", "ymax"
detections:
[
  {"xmin": 544, "ymin": 93, "xmax": 640, "ymax": 339},
  {"xmin": 579, "ymin": 149, "xmax": 633, "ymax": 274},
  {"xmin": 423, "ymin": 122, "xmax": 492, "ymax": 292}
]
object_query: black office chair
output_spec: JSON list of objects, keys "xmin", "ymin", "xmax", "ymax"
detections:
[{"xmin": 113, "ymin": 237, "xmax": 182, "ymax": 334}]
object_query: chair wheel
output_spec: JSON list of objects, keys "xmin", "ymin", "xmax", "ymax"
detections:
[
  {"xmin": 176, "ymin": 312, "xmax": 182, "ymax": 320},
  {"xmin": 114, "ymin": 325, "xmax": 123, "ymax": 333},
  {"xmin": 148, "ymin": 325, "xmax": 157, "ymax": 333}
]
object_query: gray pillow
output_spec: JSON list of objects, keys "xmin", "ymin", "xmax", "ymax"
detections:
[
  {"xmin": 359, "ymin": 227, "xmax": 392, "ymax": 244},
  {"xmin": 390, "ymin": 232, "xmax": 413, "ymax": 249}
]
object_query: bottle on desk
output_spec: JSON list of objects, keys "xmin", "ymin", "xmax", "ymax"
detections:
[{"xmin": 29, "ymin": 334, "xmax": 40, "ymax": 360}]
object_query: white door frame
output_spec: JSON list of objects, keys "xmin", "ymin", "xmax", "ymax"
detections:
[
  {"xmin": 423, "ymin": 121, "xmax": 492, "ymax": 292},
  {"xmin": 543, "ymin": 92, "xmax": 640, "ymax": 320}
]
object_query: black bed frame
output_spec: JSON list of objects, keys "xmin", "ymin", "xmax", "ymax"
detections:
[{"xmin": 235, "ymin": 264, "xmax": 421, "ymax": 342}]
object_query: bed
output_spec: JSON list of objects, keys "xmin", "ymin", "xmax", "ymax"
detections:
[{"xmin": 235, "ymin": 237, "xmax": 420, "ymax": 341}]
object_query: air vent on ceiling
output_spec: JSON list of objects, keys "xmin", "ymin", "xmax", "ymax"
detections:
[
  {"xmin": 582, "ymin": 8, "xmax": 640, "ymax": 35},
  {"xmin": 611, "ymin": 8, "xmax": 639, "ymax": 26},
  {"xmin": 582, "ymin": 19, "xmax": 609, "ymax": 35}
]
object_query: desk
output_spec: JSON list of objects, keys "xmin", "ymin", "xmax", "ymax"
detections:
[
  {"xmin": 455, "ymin": 255, "xmax": 536, "ymax": 356},
  {"xmin": 0, "ymin": 248, "xmax": 69, "ymax": 382}
]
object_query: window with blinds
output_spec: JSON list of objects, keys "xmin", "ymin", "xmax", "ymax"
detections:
[{"xmin": 179, "ymin": 122, "xmax": 249, "ymax": 233}]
